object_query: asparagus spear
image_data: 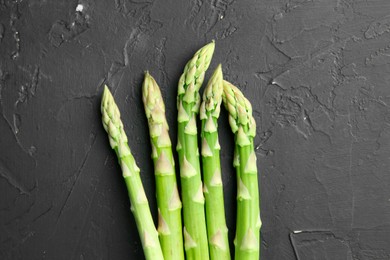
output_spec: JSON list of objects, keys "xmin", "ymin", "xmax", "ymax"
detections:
[
  {"xmin": 177, "ymin": 41, "xmax": 215, "ymax": 259},
  {"xmin": 199, "ymin": 64, "xmax": 231, "ymax": 259},
  {"xmin": 101, "ymin": 86, "xmax": 164, "ymax": 260},
  {"xmin": 142, "ymin": 72, "xmax": 185, "ymax": 260},
  {"xmin": 222, "ymin": 81, "xmax": 261, "ymax": 260}
]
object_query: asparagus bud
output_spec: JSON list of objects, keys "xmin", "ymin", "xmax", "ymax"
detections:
[
  {"xmin": 177, "ymin": 41, "xmax": 215, "ymax": 260},
  {"xmin": 222, "ymin": 80, "xmax": 261, "ymax": 260},
  {"xmin": 200, "ymin": 64, "xmax": 231, "ymax": 260},
  {"xmin": 101, "ymin": 86, "xmax": 164, "ymax": 260},
  {"xmin": 142, "ymin": 72, "xmax": 185, "ymax": 260}
]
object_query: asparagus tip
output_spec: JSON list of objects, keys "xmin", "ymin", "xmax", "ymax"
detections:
[
  {"xmin": 207, "ymin": 40, "xmax": 215, "ymax": 52},
  {"xmin": 103, "ymin": 84, "xmax": 110, "ymax": 97},
  {"xmin": 214, "ymin": 64, "xmax": 223, "ymax": 78},
  {"xmin": 101, "ymin": 85, "xmax": 112, "ymax": 111}
]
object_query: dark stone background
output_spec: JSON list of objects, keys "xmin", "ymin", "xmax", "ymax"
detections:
[{"xmin": 1, "ymin": 0, "xmax": 390, "ymax": 259}]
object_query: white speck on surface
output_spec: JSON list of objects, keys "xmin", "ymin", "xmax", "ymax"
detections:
[
  {"xmin": 293, "ymin": 230, "xmax": 302, "ymax": 234},
  {"xmin": 274, "ymin": 12, "xmax": 283, "ymax": 20},
  {"xmin": 76, "ymin": 4, "xmax": 84, "ymax": 12}
]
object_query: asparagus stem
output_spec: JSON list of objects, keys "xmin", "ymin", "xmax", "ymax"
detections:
[
  {"xmin": 142, "ymin": 72, "xmax": 185, "ymax": 260},
  {"xmin": 101, "ymin": 86, "xmax": 164, "ymax": 260},
  {"xmin": 200, "ymin": 64, "xmax": 231, "ymax": 260},
  {"xmin": 177, "ymin": 41, "xmax": 215, "ymax": 260},
  {"xmin": 222, "ymin": 81, "xmax": 261, "ymax": 260}
]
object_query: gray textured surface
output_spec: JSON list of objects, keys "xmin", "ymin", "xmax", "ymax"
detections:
[{"xmin": 1, "ymin": 0, "xmax": 390, "ymax": 259}]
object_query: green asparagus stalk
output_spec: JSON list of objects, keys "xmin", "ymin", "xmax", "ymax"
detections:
[
  {"xmin": 222, "ymin": 81, "xmax": 261, "ymax": 260},
  {"xmin": 142, "ymin": 72, "xmax": 185, "ymax": 260},
  {"xmin": 101, "ymin": 86, "xmax": 164, "ymax": 260},
  {"xmin": 177, "ymin": 41, "xmax": 215, "ymax": 259},
  {"xmin": 199, "ymin": 64, "xmax": 231, "ymax": 259}
]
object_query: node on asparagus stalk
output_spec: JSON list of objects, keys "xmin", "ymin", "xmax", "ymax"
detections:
[
  {"xmin": 101, "ymin": 86, "xmax": 164, "ymax": 260},
  {"xmin": 200, "ymin": 64, "xmax": 231, "ymax": 260},
  {"xmin": 142, "ymin": 72, "xmax": 185, "ymax": 260},
  {"xmin": 222, "ymin": 81, "xmax": 261, "ymax": 260},
  {"xmin": 177, "ymin": 41, "xmax": 215, "ymax": 260}
]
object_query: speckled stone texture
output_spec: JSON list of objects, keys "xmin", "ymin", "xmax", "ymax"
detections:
[{"xmin": 1, "ymin": 0, "xmax": 390, "ymax": 259}]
